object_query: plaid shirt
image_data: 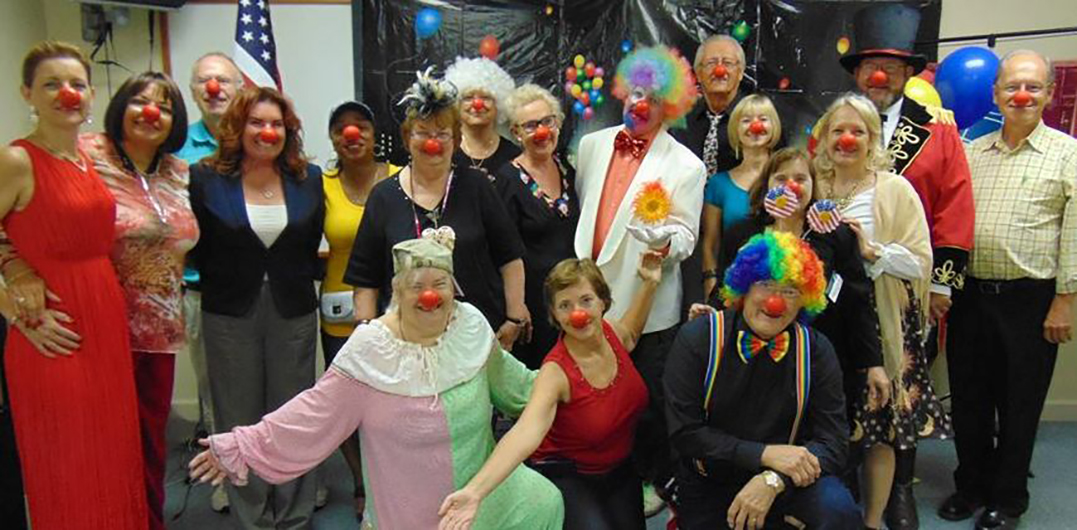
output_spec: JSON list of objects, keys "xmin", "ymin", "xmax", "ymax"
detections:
[{"xmin": 965, "ymin": 121, "xmax": 1077, "ymax": 292}]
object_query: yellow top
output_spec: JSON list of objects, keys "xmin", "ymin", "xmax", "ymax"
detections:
[{"xmin": 321, "ymin": 163, "xmax": 400, "ymax": 336}]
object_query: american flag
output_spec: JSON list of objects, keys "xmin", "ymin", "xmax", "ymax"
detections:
[
  {"xmin": 233, "ymin": 0, "xmax": 282, "ymax": 90},
  {"xmin": 763, "ymin": 186, "xmax": 799, "ymax": 219},
  {"xmin": 807, "ymin": 199, "xmax": 842, "ymax": 234}
]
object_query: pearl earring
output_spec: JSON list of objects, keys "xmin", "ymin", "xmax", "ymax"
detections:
[{"xmin": 29, "ymin": 107, "xmax": 38, "ymax": 123}]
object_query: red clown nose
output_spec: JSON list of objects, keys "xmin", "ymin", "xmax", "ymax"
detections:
[
  {"xmin": 568, "ymin": 309, "xmax": 591, "ymax": 329},
  {"xmin": 259, "ymin": 128, "xmax": 281, "ymax": 144},
  {"xmin": 632, "ymin": 100, "xmax": 651, "ymax": 120},
  {"xmin": 471, "ymin": 98, "xmax": 486, "ymax": 112},
  {"xmin": 57, "ymin": 87, "xmax": 82, "ymax": 110},
  {"xmin": 837, "ymin": 133, "xmax": 858, "ymax": 153},
  {"xmin": 748, "ymin": 119, "xmax": 767, "ymax": 136},
  {"xmin": 418, "ymin": 289, "xmax": 443, "ymax": 311},
  {"xmin": 422, "ymin": 138, "xmax": 443, "ymax": 155},
  {"xmin": 141, "ymin": 104, "xmax": 161, "ymax": 124},
  {"xmin": 868, "ymin": 70, "xmax": 889, "ymax": 88},
  {"xmin": 206, "ymin": 78, "xmax": 222, "ymax": 98},
  {"xmin": 786, "ymin": 180, "xmax": 802, "ymax": 198},
  {"xmin": 342, "ymin": 125, "xmax": 362, "ymax": 143},
  {"xmin": 532, "ymin": 125, "xmax": 552, "ymax": 143},
  {"xmin": 712, "ymin": 64, "xmax": 729, "ymax": 80},
  {"xmin": 1012, "ymin": 90, "xmax": 1033, "ymax": 107},
  {"xmin": 763, "ymin": 295, "xmax": 787, "ymax": 317}
]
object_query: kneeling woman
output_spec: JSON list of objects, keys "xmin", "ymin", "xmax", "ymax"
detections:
[
  {"xmin": 439, "ymin": 251, "xmax": 664, "ymax": 530},
  {"xmin": 189, "ymin": 229, "xmax": 563, "ymax": 529}
]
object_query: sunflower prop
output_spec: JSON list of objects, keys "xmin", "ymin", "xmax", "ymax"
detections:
[{"xmin": 633, "ymin": 181, "xmax": 671, "ymax": 225}]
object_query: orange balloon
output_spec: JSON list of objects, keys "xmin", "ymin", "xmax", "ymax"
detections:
[{"xmin": 479, "ymin": 35, "xmax": 500, "ymax": 60}]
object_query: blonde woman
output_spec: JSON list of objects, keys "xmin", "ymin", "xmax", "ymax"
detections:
[
  {"xmin": 700, "ymin": 94, "xmax": 782, "ymax": 298},
  {"xmin": 493, "ymin": 84, "xmax": 579, "ymax": 368},
  {"xmin": 813, "ymin": 93, "xmax": 949, "ymax": 530}
]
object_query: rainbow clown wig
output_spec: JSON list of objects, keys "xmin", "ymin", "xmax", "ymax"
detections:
[
  {"xmin": 612, "ymin": 45, "xmax": 699, "ymax": 126},
  {"xmin": 721, "ymin": 231, "xmax": 828, "ymax": 322}
]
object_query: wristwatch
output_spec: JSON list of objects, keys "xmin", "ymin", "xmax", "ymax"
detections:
[{"xmin": 760, "ymin": 470, "xmax": 783, "ymax": 492}]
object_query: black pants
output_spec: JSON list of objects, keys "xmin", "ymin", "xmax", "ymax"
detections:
[
  {"xmin": 947, "ymin": 277, "xmax": 1059, "ymax": 516},
  {"xmin": 633, "ymin": 325, "xmax": 680, "ymax": 486},
  {"xmin": 0, "ymin": 319, "xmax": 29, "ymax": 530},
  {"xmin": 676, "ymin": 473, "xmax": 861, "ymax": 530},
  {"xmin": 532, "ymin": 460, "xmax": 645, "ymax": 530}
]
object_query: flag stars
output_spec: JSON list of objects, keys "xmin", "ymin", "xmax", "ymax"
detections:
[
  {"xmin": 242, "ymin": 31, "xmax": 254, "ymax": 42},
  {"xmin": 262, "ymin": 51, "xmax": 272, "ymax": 62},
  {"xmin": 259, "ymin": 16, "xmax": 267, "ymax": 27},
  {"xmin": 258, "ymin": 0, "xmax": 266, "ymax": 9},
  {"xmin": 241, "ymin": 13, "xmax": 252, "ymax": 24},
  {"xmin": 240, "ymin": 0, "xmax": 250, "ymax": 6},
  {"xmin": 259, "ymin": 34, "xmax": 270, "ymax": 44}
]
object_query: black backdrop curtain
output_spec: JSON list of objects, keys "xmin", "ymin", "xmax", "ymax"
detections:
[{"xmin": 354, "ymin": 0, "xmax": 941, "ymax": 165}]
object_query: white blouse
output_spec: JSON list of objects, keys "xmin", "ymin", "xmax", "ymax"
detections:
[
  {"xmin": 246, "ymin": 203, "xmax": 288, "ymax": 248},
  {"xmin": 843, "ymin": 187, "xmax": 926, "ymax": 281}
]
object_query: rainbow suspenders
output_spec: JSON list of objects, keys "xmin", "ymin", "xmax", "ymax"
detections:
[{"xmin": 695, "ymin": 311, "xmax": 812, "ymax": 476}]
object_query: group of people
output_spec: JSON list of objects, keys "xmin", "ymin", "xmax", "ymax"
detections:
[{"xmin": 1, "ymin": 3, "xmax": 1074, "ymax": 530}]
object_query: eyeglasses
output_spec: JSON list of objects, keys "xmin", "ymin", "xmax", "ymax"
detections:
[
  {"xmin": 752, "ymin": 280, "xmax": 801, "ymax": 300},
  {"xmin": 518, "ymin": 115, "xmax": 559, "ymax": 134},
  {"xmin": 462, "ymin": 94, "xmax": 494, "ymax": 103},
  {"xmin": 859, "ymin": 63, "xmax": 905, "ymax": 76},
  {"xmin": 195, "ymin": 76, "xmax": 236, "ymax": 86},
  {"xmin": 411, "ymin": 130, "xmax": 453, "ymax": 142},
  {"xmin": 703, "ymin": 58, "xmax": 741, "ymax": 70}
]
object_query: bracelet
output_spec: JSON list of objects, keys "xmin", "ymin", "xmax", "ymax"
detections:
[
  {"xmin": 3, "ymin": 266, "xmax": 35, "ymax": 283},
  {"xmin": 702, "ymin": 269, "xmax": 719, "ymax": 280},
  {"xmin": 505, "ymin": 316, "xmax": 529, "ymax": 326}
]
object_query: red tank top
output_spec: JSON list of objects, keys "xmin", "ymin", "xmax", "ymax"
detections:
[{"xmin": 531, "ymin": 321, "xmax": 649, "ymax": 474}]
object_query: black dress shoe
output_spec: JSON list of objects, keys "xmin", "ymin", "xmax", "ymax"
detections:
[
  {"xmin": 885, "ymin": 482, "xmax": 919, "ymax": 530},
  {"xmin": 975, "ymin": 509, "xmax": 1021, "ymax": 530},
  {"xmin": 938, "ymin": 492, "xmax": 982, "ymax": 521}
]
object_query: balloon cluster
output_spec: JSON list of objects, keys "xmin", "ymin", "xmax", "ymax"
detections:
[{"xmin": 564, "ymin": 54, "xmax": 606, "ymax": 120}]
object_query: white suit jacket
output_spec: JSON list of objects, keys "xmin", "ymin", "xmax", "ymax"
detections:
[{"xmin": 574, "ymin": 125, "xmax": 706, "ymax": 333}]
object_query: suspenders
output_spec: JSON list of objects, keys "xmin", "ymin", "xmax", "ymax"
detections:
[{"xmin": 701, "ymin": 311, "xmax": 812, "ymax": 445}]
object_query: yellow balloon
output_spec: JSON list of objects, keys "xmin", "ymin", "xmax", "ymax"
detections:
[
  {"xmin": 904, "ymin": 77, "xmax": 942, "ymax": 109},
  {"xmin": 570, "ymin": 84, "xmax": 582, "ymax": 97},
  {"xmin": 574, "ymin": 54, "xmax": 586, "ymax": 68},
  {"xmin": 592, "ymin": 77, "xmax": 604, "ymax": 89}
]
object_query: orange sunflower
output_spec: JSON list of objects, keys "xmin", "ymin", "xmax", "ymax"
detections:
[{"xmin": 632, "ymin": 181, "xmax": 671, "ymax": 225}]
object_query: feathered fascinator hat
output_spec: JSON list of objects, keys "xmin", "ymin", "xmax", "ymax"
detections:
[
  {"xmin": 721, "ymin": 231, "xmax": 828, "ymax": 322},
  {"xmin": 612, "ymin": 45, "xmax": 699, "ymax": 126},
  {"xmin": 443, "ymin": 57, "xmax": 516, "ymax": 126},
  {"xmin": 397, "ymin": 67, "xmax": 459, "ymax": 119}
]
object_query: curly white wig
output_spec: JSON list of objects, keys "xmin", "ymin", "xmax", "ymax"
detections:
[{"xmin": 444, "ymin": 56, "xmax": 516, "ymax": 126}]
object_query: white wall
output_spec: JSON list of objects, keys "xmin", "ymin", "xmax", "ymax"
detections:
[
  {"xmin": 0, "ymin": 1, "xmax": 47, "ymax": 143},
  {"xmin": 167, "ymin": 3, "xmax": 355, "ymax": 166}
]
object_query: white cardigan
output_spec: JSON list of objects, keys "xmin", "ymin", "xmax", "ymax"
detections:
[{"xmin": 574, "ymin": 125, "xmax": 706, "ymax": 333}]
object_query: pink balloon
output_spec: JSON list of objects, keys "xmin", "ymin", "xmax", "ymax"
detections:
[
  {"xmin": 595, "ymin": 67, "xmax": 605, "ymax": 78},
  {"xmin": 583, "ymin": 106, "xmax": 595, "ymax": 120}
]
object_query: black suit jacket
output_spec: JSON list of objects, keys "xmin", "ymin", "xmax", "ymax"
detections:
[{"xmin": 189, "ymin": 163, "xmax": 325, "ymax": 318}]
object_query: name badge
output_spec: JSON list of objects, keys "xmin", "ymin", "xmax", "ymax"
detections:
[{"xmin": 827, "ymin": 272, "xmax": 843, "ymax": 303}]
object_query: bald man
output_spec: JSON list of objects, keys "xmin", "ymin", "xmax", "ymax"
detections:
[{"xmin": 942, "ymin": 50, "xmax": 1077, "ymax": 530}]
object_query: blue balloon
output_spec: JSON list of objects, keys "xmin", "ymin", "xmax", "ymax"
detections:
[
  {"xmin": 415, "ymin": 8, "xmax": 441, "ymax": 39},
  {"xmin": 573, "ymin": 101, "xmax": 586, "ymax": 115},
  {"xmin": 621, "ymin": 39, "xmax": 633, "ymax": 53},
  {"xmin": 935, "ymin": 46, "xmax": 1000, "ymax": 129},
  {"xmin": 590, "ymin": 89, "xmax": 600, "ymax": 101},
  {"xmin": 960, "ymin": 109, "xmax": 1003, "ymax": 144}
]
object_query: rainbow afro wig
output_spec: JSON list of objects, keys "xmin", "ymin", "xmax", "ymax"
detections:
[
  {"xmin": 721, "ymin": 231, "xmax": 828, "ymax": 322},
  {"xmin": 612, "ymin": 45, "xmax": 698, "ymax": 126}
]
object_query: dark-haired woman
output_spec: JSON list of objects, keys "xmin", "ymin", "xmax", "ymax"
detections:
[
  {"xmin": 1, "ymin": 71, "xmax": 199, "ymax": 529},
  {"xmin": 189, "ymin": 86, "xmax": 324, "ymax": 528},
  {"xmin": 712, "ymin": 147, "xmax": 888, "ymax": 451},
  {"xmin": 0, "ymin": 41, "xmax": 147, "ymax": 529}
]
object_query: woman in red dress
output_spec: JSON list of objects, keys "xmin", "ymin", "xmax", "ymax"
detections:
[{"xmin": 0, "ymin": 42, "xmax": 146, "ymax": 529}]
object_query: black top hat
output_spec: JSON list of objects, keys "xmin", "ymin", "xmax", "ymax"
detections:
[{"xmin": 839, "ymin": 3, "xmax": 927, "ymax": 74}]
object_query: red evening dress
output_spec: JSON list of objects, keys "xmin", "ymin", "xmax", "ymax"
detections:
[{"xmin": 2, "ymin": 140, "xmax": 147, "ymax": 529}]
